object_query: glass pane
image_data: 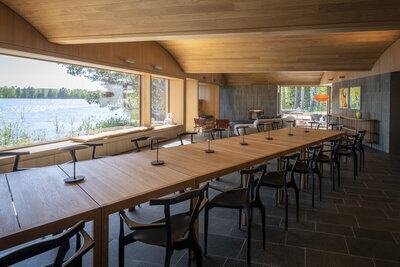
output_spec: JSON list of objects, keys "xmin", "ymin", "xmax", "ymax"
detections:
[
  {"xmin": 151, "ymin": 78, "xmax": 167, "ymax": 125},
  {"xmin": 0, "ymin": 54, "xmax": 140, "ymax": 149},
  {"xmin": 280, "ymin": 86, "xmax": 328, "ymax": 127}
]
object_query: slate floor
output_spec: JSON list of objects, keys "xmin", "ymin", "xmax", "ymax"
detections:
[{"xmin": 4, "ymin": 136, "xmax": 400, "ymax": 267}]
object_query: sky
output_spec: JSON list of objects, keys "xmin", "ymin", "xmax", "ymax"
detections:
[{"xmin": 0, "ymin": 54, "xmax": 106, "ymax": 91}]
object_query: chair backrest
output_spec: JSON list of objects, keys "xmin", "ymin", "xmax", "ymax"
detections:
[
  {"xmin": 149, "ymin": 183, "xmax": 209, "ymax": 244},
  {"xmin": 194, "ymin": 118, "xmax": 207, "ymax": 127},
  {"xmin": 307, "ymin": 145, "xmax": 323, "ymax": 169},
  {"xmin": 281, "ymin": 153, "xmax": 300, "ymax": 180},
  {"xmin": 216, "ymin": 119, "xmax": 230, "ymax": 129},
  {"xmin": 358, "ymin": 130, "xmax": 366, "ymax": 144},
  {"xmin": 0, "ymin": 221, "xmax": 94, "ymax": 267},
  {"xmin": 240, "ymin": 164, "xmax": 267, "ymax": 204}
]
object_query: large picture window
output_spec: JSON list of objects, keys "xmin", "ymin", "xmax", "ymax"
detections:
[
  {"xmin": 151, "ymin": 78, "xmax": 168, "ymax": 125},
  {"xmin": 280, "ymin": 86, "xmax": 328, "ymax": 126},
  {"xmin": 0, "ymin": 54, "xmax": 140, "ymax": 149}
]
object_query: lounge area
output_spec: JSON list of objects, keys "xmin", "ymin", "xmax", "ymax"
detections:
[{"xmin": 1, "ymin": 1, "xmax": 400, "ymax": 267}]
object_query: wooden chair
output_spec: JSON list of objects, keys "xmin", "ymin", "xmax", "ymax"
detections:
[
  {"xmin": 292, "ymin": 145, "xmax": 323, "ymax": 207},
  {"xmin": 119, "ymin": 184, "xmax": 209, "ymax": 267},
  {"xmin": 261, "ymin": 154, "xmax": 300, "ymax": 230},
  {"xmin": 193, "ymin": 118, "xmax": 213, "ymax": 133},
  {"xmin": 0, "ymin": 151, "xmax": 30, "ymax": 172},
  {"xmin": 0, "ymin": 221, "xmax": 94, "ymax": 267},
  {"xmin": 214, "ymin": 119, "xmax": 231, "ymax": 138},
  {"xmin": 204, "ymin": 164, "xmax": 267, "ymax": 265}
]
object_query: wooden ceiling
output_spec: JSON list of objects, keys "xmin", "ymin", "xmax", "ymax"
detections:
[
  {"xmin": 2, "ymin": 0, "xmax": 400, "ymax": 84},
  {"xmin": 3, "ymin": 0, "xmax": 400, "ymax": 44},
  {"xmin": 160, "ymin": 31, "xmax": 400, "ymax": 73}
]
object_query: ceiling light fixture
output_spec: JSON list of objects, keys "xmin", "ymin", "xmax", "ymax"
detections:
[
  {"xmin": 153, "ymin": 65, "xmax": 163, "ymax": 70},
  {"xmin": 328, "ymin": 78, "xmax": 334, "ymax": 82},
  {"xmin": 124, "ymin": 58, "xmax": 136, "ymax": 64},
  {"xmin": 339, "ymin": 75, "xmax": 345, "ymax": 79}
]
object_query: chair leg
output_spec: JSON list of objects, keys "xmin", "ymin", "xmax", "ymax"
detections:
[
  {"xmin": 332, "ymin": 163, "xmax": 336, "ymax": 191},
  {"xmin": 260, "ymin": 206, "xmax": 266, "ymax": 249},
  {"xmin": 318, "ymin": 172, "xmax": 322, "ymax": 202},
  {"xmin": 337, "ymin": 162, "xmax": 341, "ymax": 187},
  {"xmin": 118, "ymin": 242, "xmax": 124, "ymax": 267},
  {"xmin": 353, "ymin": 155, "xmax": 357, "ymax": 180},
  {"xmin": 311, "ymin": 174, "xmax": 315, "ymax": 208},
  {"xmin": 238, "ymin": 208, "xmax": 242, "ymax": 229},
  {"xmin": 179, "ymin": 136, "xmax": 184, "ymax": 146},
  {"xmin": 134, "ymin": 140, "xmax": 140, "ymax": 152},
  {"xmin": 362, "ymin": 148, "xmax": 365, "ymax": 169},
  {"xmin": 192, "ymin": 237, "xmax": 203, "ymax": 267},
  {"xmin": 275, "ymin": 188, "xmax": 278, "ymax": 207},
  {"xmin": 204, "ymin": 207, "xmax": 209, "ymax": 255},
  {"xmin": 293, "ymin": 185, "xmax": 299, "ymax": 222},
  {"xmin": 247, "ymin": 210, "xmax": 252, "ymax": 265},
  {"xmin": 285, "ymin": 189, "xmax": 289, "ymax": 231},
  {"xmin": 188, "ymin": 248, "xmax": 191, "ymax": 266},
  {"xmin": 164, "ymin": 246, "xmax": 172, "ymax": 267}
]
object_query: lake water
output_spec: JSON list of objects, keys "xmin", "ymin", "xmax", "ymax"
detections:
[{"xmin": 0, "ymin": 98, "xmax": 127, "ymax": 140}]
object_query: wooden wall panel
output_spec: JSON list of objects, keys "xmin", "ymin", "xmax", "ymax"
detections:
[
  {"xmin": 169, "ymin": 79, "xmax": 184, "ymax": 125},
  {"xmin": 225, "ymin": 73, "xmax": 323, "ymax": 86},
  {"xmin": 0, "ymin": 3, "xmax": 184, "ymax": 78},
  {"xmin": 198, "ymin": 83, "xmax": 220, "ymax": 120},
  {"xmin": 185, "ymin": 79, "xmax": 199, "ymax": 131},
  {"xmin": 220, "ymin": 85, "xmax": 278, "ymax": 121}
]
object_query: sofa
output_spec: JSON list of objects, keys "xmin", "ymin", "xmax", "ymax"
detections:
[{"xmin": 234, "ymin": 115, "xmax": 296, "ymax": 135}]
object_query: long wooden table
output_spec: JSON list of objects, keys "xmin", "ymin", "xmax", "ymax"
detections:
[{"xmin": 0, "ymin": 128, "xmax": 344, "ymax": 266}]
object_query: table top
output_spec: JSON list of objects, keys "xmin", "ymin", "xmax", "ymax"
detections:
[
  {"xmin": 58, "ymin": 153, "xmax": 194, "ymax": 213},
  {"xmin": 1, "ymin": 166, "xmax": 99, "ymax": 250}
]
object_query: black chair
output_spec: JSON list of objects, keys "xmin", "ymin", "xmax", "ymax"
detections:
[
  {"xmin": 292, "ymin": 145, "xmax": 323, "ymax": 207},
  {"xmin": 177, "ymin": 132, "xmax": 197, "ymax": 145},
  {"xmin": 0, "ymin": 221, "xmax": 94, "ymax": 267},
  {"xmin": 329, "ymin": 123, "xmax": 343, "ymax": 131},
  {"xmin": 261, "ymin": 154, "xmax": 300, "ymax": 230},
  {"xmin": 336, "ymin": 135, "xmax": 359, "ymax": 180},
  {"xmin": 317, "ymin": 139, "xmax": 341, "ymax": 190},
  {"xmin": 204, "ymin": 164, "xmax": 267, "ymax": 265},
  {"xmin": 131, "ymin": 137, "xmax": 153, "ymax": 153},
  {"xmin": 119, "ymin": 184, "xmax": 209, "ymax": 267},
  {"xmin": 85, "ymin": 143, "xmax": 105, "ymax": 159},
  {"xmin": 0, "ymin": 151, "xmax": 30, "ymax": 172}
]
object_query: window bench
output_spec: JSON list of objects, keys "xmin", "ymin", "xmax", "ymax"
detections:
[{"xmin": 0, "ymin": 124, "xmax": 184, "ymax": 174}]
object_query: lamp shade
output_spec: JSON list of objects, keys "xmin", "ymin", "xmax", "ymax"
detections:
[{"xmin": 314, "ymin": 94, "xmax": 329, "ymax": 102}]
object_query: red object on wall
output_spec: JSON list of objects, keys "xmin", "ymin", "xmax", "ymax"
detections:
[{"xmin": 314, "ymin": 94, "xmax": 329, "ymax": 101}]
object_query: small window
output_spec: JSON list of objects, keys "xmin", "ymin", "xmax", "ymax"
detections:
[{"xmin": 151, "ymin": 78, "xmax": 168, "ymax": 125}]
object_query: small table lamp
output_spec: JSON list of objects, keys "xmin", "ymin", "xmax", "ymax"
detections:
[
  {"xmin": 265, "ymin": 123, "xmax": 273, "ymax": 140},
  {"xmin": 203, "ymin": 128, "xmax": 215, "ymax": 153},
  {"xmin": 148, "ymin": 136, "xmax": 166, "ymax": 165},
  {"xmin": 59, "ymin": 144, "xmax": 89, "ymax": 183},
  {"xmin": 237, "ymin": 126, "xmax": 250, "ymax": 145},
  {"xmin": 287, "ymin": 120, "xmax": 294, "ymax": 136}
]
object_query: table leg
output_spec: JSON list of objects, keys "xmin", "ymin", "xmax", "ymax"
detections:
[
  {"xmin": 92, "ymin": 209, "xmax": 102, "ymax": 267},
  {"xmin": 101, "ymin": 212, "xmax": 109, "ymax": 267}
]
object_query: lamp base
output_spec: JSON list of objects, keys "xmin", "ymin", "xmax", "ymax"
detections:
[
  {"xmin": 240, "ymin": 142, "xmax": 248, "ymax": 146},
  {"xmin": 287, "ymin": 133, "xmax": 294, "ymax": 136},
  {"xmin": 151, "ymin": 160, "xmax": 165, "ymax": 165},
  {"xmin": 64, "ymin": 176, "xmax": 85, "ymax": 183},
  {"xmin": 204, "ymin": 149, "xmax": 214, "ymax": 153},
  {"xmin": 266, "ymin": 137, "xmax": 273, "ymax": 140}
]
